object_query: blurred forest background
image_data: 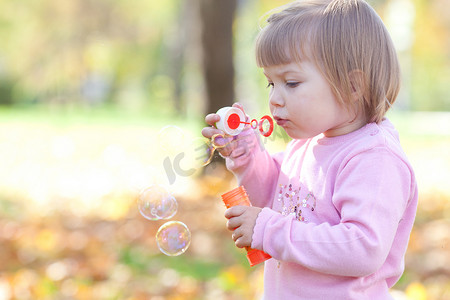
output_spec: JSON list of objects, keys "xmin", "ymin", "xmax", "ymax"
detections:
[{"xmin": 0, "ymin": 0, "xmax": 449, "ymax": 299}]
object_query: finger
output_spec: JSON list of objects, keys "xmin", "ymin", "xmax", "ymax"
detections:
[
  {"xmin": 232, "ymin": 102, "xmax": 244, "ymax": 113},
  {"xmin": 217, "ymin": 142, "xmax": 237, "ymax": 158},
  {"xmin": 205, "ymin": 113, "xmax": 220, "ymax": 126},
  {"xmin": 201, "ymin": 126, "xmax": 223, "ymax": 139},
  {"xmin": 212, "ymin": 136, "xmax": 235, "ymax": 158},
  {"xmin": 211, "ymin": 134, "xmax": 233, "ymax": 148},
  {"xmin": 226, "ymin": 217, "xmax": 241, "ymax": 231},
  {"xmin": 217, "ymin": 147, "xmax": 232, "ymax": 158},
  {"xmin": 228, "ymin": 144, "xmax": 245, "ymax": 158},
  {"xmin": 235, "ymin": 235, "xmax": 251, "ymax": 248},
  {"xmin": 224, "ymin": 206, "xmax": 247, "ymax": 219},
  {"xmin": 231, "ymin": 228, "xmax": 243, "ymax": 241}
]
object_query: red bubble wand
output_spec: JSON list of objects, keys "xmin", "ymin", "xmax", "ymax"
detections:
[{"xmin": 203, "ymin": 107, "xmax": 274, "ymax": 166}]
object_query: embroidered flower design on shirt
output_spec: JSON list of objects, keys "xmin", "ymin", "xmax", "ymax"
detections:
[{"xmin": 278, "ymin": 183, "xmax": 316, "ymax": 222}]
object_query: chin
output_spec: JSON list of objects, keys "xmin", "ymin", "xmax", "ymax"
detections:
[
  {"xmin": 286, "ymin": 129, "xmax": 315, "ymax": 140},
  {"xmin": 284, "ymin": 129, "xmax": 301, "ymax": 140}
]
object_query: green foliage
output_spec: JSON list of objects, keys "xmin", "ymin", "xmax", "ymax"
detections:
[
  {"xmin": 0, "ymin": 77, "xmax": 15, "ymax": 105},
  {"xmin": 164, "ymin": 256, "xmax": 224, "ymax": 281},
  {"xmin": 0, "ymin": 0, "xmax": 180, "ymax": 111}
]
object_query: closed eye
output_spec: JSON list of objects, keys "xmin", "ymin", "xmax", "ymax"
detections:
[{"xmin": 266, "ymin": 82, "xmax": 274, "ymax": 88}]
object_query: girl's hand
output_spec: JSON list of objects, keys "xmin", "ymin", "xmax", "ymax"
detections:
[
  {"xmin": 224, "ymin": 205, "xmax": 262, "ymax": 248},
  {"xmin": 201, "ymin": 103, "xmax": 246, "ymax": 157}
]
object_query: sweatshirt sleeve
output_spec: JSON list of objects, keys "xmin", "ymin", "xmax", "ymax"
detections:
[
  {"xmin": 225, "ymin": 128, "xmax": 284, "ymax": 208},
  {"xmin": 251, "ymin": 148, "xmax": 414, "ymax": 277}
]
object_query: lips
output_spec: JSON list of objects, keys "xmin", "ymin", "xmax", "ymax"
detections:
[{"xmin": 274, "ymin": 116, "xmax": 288, "ymax": 126}]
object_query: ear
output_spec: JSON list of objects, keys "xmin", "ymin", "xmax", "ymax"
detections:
[{"xmin": 348, "ymin": 70, "xmax": 366, "ymax": 101}]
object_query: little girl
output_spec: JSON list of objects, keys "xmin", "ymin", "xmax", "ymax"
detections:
[{"xmin": 202, "ymin": 0, "xmax": 418, "ymax": 298}]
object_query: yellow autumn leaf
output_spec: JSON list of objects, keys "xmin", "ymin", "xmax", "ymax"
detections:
[{"xmin": 405, "ymin": 282, "xmax": 428, "ymax": 300}]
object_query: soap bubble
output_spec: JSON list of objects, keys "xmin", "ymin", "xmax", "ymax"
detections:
[
  {"xmin": 138, "ymin": 185, "xmax": 177, "ymax": 220},
  {"xmin": 183, "ymin": 137, "xmax": 212, "ymax": 169},
  {"xmin": 156, "ymin": 221, "xmax": 191, "ymax": 256}
]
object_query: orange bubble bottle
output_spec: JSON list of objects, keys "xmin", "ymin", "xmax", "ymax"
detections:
[{"xmin": 221, "ymin": 186, "xmax": 272, "ymax": 267}]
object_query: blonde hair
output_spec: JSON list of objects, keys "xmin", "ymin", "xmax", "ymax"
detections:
[{"xmin": 255, "ymin": 0, "xmax": 400, "ymax": 123}]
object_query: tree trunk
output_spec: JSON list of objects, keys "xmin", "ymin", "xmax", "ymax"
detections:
[{"xmin": 199, "ymin": 0, "xmax": 237, "ymax": 114}]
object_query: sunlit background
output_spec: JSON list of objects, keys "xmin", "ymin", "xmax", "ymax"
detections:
[{"xmin": 0, "ymin": 0, "xmax": 449, "ymax": 299}]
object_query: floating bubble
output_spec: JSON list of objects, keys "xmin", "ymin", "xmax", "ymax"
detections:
[
  {"xmin": 138, "ymin": 185, "xmax": 177, "ymax": 221},
  {"xmin": 182, "ymin": 137, "xmax": 212, "ymax": 170},
  {"xmin": 158, "ymin": 125, "xmax": 186, "ymax": 154},
  {"xmin": 156, "ymin": 221, "xmax": 191, "ymax": 256}
]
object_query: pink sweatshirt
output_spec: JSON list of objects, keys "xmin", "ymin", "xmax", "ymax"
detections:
[{"xmin": 226, "ymin": 119, "xmax": 418, "ymax": 299}]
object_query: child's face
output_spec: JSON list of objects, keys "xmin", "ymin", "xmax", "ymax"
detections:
[{"xmin": 263, "ymin": 61, "xmax": 361, "ymax": 139}]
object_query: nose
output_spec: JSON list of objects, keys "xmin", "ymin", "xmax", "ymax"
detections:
[{"xmin": 269, "ymin": 87, "xmax": 285, "ymax": 107}]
